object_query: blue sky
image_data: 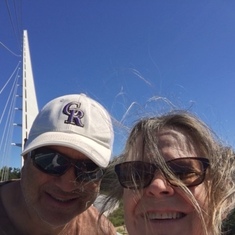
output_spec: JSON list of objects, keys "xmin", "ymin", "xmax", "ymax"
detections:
[{"xmin": 1, "ymin": 1, "xmax": 235, "ymax": 168}]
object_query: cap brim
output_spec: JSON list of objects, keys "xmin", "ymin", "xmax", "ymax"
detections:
[{"xmin": 21, "ymin": 132, "xmax": 111, "ymax": 167}]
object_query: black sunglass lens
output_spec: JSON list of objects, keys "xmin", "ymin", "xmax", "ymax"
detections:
[
  {"xmin": 75, "ymin": 169, "xmax": 103, "ymax": 182},
  {"xmin": 167, "ymin": 158, "xmax": 207, "ymax": 187},
  {"xmin": 33, "ymin": 151, "xmax": 70, "ymax": 175},
  {"xmin": 115, "ymin": 162, "xmax": 156, "ymax": 189},
  {"xmin": 78, "ymin": 162, "xmax": 99, "ymax": 171},
  {"xmin": 74, "ymin": 161, "xmax": 102, "ymax": 182}
]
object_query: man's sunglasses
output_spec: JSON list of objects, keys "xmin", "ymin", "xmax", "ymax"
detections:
[
  {"xmin": 115, "ymin": 157, "xmax": 210, "ymax": 189},
  {"xmin": 29, "ymin": 147, "xmax": 103, "ymax": 182}
]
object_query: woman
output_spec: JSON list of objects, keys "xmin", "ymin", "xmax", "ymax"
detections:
[{"xmin": 102, "ymin": 111, "xmax": 235, "ymax": 235}]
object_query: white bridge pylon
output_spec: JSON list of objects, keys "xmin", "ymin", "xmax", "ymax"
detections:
[{"xmin": 12, "ymin": 30, "xmax": 38, "ymax": 165}]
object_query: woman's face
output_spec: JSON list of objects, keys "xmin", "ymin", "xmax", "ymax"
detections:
[{"xmin": 123, "ymin": 128, "xmax": 208, "ymax": 235}]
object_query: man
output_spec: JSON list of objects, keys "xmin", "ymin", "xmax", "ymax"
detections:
[{"xmin": 0, "ymin": 94, "xmax": 116, "ymax": 234}]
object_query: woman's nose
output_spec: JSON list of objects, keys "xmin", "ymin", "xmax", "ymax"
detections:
[{"xmin": 144, "ymin": 171, "xmax": 175, "ymax": 197}]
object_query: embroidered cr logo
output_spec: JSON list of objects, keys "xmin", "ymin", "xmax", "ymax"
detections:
[{"xmin": 62, "ymin": 102, "xmax": 84, "ymax": 127}]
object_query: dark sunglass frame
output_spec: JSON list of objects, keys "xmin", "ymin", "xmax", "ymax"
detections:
[
  {"xmin": 115, "ymin": 157, "xmax": 210, "ymax": 189},
  {"xmin": 29, "ymin": 147, "xmax": 103, "ymax": 182}
]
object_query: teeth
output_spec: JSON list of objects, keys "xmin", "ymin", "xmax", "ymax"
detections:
[
  {"xmin": 147, "ymin": 212, "xmax": 183, "ymax": 220},
  {"xmin": 55, "ymin": 198, "xmax": 70, "ymax": 202},
  {"xmin": 52, "ymin": 196, "xmax": 75, "ymax": 202}
]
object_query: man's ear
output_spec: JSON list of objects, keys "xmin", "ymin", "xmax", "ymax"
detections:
[
  {"xmin": 23, "ymin": 154, "xmax": 27, "ymax": 161},
  {"xmin": 22, "ymin": 138, "xmax": 28, "ymax": 161}
]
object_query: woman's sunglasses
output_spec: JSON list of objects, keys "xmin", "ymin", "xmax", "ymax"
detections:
[
  {"xmin": 29, "ymin": 147, "xmax": 103, "ymax": 182},
  {"xmin": 115, "ymin": 157, "xmax": 210, "ymax": 189}
]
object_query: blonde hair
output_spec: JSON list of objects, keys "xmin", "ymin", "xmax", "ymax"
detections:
[{"xmin": 101, "ymin": 111, "xmax": 235, "ymax": 235}]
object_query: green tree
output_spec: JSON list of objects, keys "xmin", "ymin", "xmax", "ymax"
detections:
[
  {"xmin": 0, "ymin": 166, "xmax": 21, "ymax": 181},
  {"xmin": 108, "ymin": 201, "xmax": 125, "ymax": 227},
  {"xmin": 223, "ymin": 210, "xmax": 235, "ymax": 235}
]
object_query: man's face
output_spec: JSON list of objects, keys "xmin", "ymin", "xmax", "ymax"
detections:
[{"xmin": 21, "ymin": 145, "xmax": 101, "ymax": 227}]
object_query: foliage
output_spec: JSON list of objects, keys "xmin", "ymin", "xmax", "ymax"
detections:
[
  {"xmin": 0, "ymin": 166, "xmax": 21, "ymax": 181},
  {"xmin": 222, "ymin": 209, "xmax": 235, "ymax": 235},
  {"xmin": 116, "ymin": 226, "xmax": 128, "ymax": 235},
  {"xmin": 108, "ymin": 201, "xmax": 125, "ymax": 227}
]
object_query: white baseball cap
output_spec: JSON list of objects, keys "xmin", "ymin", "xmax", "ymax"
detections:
[{"xmin": 22, "ymin": 94, "xmax": 114, "ymax": 167}]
